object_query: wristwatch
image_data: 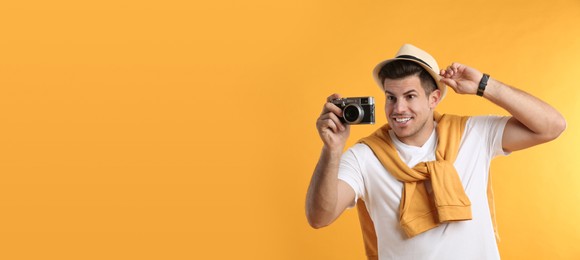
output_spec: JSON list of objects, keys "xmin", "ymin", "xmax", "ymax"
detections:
[{"xmin": 477, "ymin": 73, "xmax": 490, "ymax": 97}]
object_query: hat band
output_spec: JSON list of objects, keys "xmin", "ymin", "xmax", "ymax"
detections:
[{"xmin": 396, "ymin": 55, "xmax": 432, "ymax": 69}]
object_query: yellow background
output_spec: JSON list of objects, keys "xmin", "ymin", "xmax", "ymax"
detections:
[{"xmin": 1, "ymin": 0, "xmax": 579, "ymax": 259}]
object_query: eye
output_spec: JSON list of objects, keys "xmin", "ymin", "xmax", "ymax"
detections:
[
  {"xmin": 406, "ymin": 94, "xmax": 417, "ymax": 100},
  {"xmin": 386, "ymin": 96, "xmax": 396, "ymax": 102}
]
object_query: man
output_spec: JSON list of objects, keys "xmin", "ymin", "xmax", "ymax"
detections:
[{"xmin": 305, "ymin": 44, "xmax": 566, "ymax": 259}]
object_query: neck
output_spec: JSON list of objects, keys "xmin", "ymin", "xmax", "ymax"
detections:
[{"xmin": 396, "ymin": 118, "xmax": 436, "ymax": 147}]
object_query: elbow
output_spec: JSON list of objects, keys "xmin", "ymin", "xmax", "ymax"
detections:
[
  {"xmin": 306, "ymin": 210, "xmax": 331, "ymax": 229},
  {"xmin": 308, "ymin": 218, "xmax": 330, "ymax": 229},
  {"xmin": 539, "ymin": 115, "xmax": 567, "ymax": 142},
  {"xmin": 548, "ymin": 116, "xmax": 567, "ymax": 141},
  {"xmin": 556, "ymin": 116, "xmax": 567, "ymax": 137}
]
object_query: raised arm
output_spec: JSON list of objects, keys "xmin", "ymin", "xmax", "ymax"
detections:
[
  {"xmin": 440, "ymin": 62, "xmax": 566, "ymax": 152},
  {"xmin": 306, "ymin": 94, "xmax": 356, "ymax": 229}
]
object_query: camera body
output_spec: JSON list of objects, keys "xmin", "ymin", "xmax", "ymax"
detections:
[{"xmin": 331, "ymin": 96, "xmax": 375, "ymax": 124}]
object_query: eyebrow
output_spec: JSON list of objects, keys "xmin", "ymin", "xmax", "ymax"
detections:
[{"xmin": 385, "ymin": 89, "xmax": 419, "ymax": 96}]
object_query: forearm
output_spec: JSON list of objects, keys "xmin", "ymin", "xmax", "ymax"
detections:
[
  {"xmin": 306, "ymin": 146, "xmax": 342, "ymax": 228},
  {"xmin": 483, "ymin": 78, "xmax": 566, "ymax": 139}
]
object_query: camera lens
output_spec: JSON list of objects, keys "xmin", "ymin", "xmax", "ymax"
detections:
[{"xmin": 343, "ymin": 104, "xmax": 364, "ymax": 124}]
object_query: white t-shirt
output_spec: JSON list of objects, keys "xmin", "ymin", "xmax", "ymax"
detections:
[{"xmin": 338, "ymin": 115, "xmax": 510, "ymax": 260}]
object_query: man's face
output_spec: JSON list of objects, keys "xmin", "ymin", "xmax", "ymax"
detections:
[{"xmin": 383, "ymin": 75, "xmax": 441, "ymax": 146}]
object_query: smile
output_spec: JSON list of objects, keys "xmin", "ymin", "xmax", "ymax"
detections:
[{"xmin": 395, "ymin": 117, "xmax": 412, "ymax": 123}]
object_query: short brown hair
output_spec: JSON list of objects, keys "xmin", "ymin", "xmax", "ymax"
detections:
[{"xmin": 378, "ymin": 60, "xmax": 437, "ymax": 95}]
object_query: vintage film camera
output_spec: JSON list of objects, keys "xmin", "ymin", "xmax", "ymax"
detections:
[{"xmin": 331, "ymin": 97, "xmax": 375, "ymax": 124}]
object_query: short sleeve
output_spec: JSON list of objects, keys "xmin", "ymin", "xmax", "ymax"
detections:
[
  {"xmin": 466, "ymin": 115, "xmax": 511, "ymax": 158},
  {"xmin": 338, "ymin": 144, "xmax": 367, "ymax": 207}
]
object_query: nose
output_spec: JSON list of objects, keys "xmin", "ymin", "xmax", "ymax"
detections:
[{"xmin": 392, "ymin": 99, "xmax": 407, "ymax": 114}]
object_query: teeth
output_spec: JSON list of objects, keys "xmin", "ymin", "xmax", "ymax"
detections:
[{"xmin": 395, "ymin": 118, "xmax": 411, "ymax": 123}]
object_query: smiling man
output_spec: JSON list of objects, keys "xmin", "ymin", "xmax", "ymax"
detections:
[
  {"xmin": 306, "ymin": 44, "xmax": 566, "ymax": 259},
  {"xmin": 381, "ymin": 67, "xmax": 438, "ymax": 147}
]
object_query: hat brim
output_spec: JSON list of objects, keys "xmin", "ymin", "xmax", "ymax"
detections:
[{"xmin": 372, "ymin": 58, "xmax": 447, "ymax": 100}]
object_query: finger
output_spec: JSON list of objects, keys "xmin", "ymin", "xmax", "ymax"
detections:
[
  {"xmin": 321, "ymin": 102, "xmax": 344, "ymax": 117},
  {"xmin": 440, "ymin": 78, "xmax": 457, "ymax": 89},
  {"xmin": 320, "ymin": 111, "xmax": 345, "ymax": 131},
  {"xmin": 445, "ymin": 66, "xmax": 454, "ymax": 77},
  {"xmin": 318, "ymin": 116, "xmax": 339, "ymax": 133},
  {"xmin": 326, "ymin": 93, "xmax": 342, "ymax": 103},
  {"xmin": 451, "ymin": 62, "xmax": 462, "ymax": 73},
  {"xmin": 329, "ymin": 112, "xmax": 346, "ymax": 131},
  {"xmin": 441, "ymin": 69, "xmax": 453, "ymax": 78}
]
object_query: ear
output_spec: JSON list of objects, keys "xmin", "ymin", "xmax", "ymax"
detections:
[{"xmin": 429, "ymin": 89, "xmax": 441, "ymax": 109}]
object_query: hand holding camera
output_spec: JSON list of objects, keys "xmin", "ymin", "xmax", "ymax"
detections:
[{"xmin": 316, "ymin": 94, "xmax": 375, "ymax": 151}]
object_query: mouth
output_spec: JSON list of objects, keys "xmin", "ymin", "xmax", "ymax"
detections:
[{"xmin": 392, "ymin": 116, "xmax": 413, "ymax": 126}]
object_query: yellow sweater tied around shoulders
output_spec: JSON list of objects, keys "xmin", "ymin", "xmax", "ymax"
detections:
[{"xmin": 355, "ymin": 112, "xmax": 499, "ymax": 260}]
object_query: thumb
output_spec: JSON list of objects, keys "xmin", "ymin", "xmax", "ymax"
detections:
[{"xmin": 439, "ymin": 78, "xmax": 457, "ymax": 89}]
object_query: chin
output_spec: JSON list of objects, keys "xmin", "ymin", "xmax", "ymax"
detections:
[{"xmin": 391, "ymin": 128, "xmax": 410, "ymax": 139}]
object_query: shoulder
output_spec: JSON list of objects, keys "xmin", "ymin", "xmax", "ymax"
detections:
[
  {"xmin": 341, "ymin": 142, "xmax": 383, "ymax": 171},
  {"xmin": 344, "ymin": 143, "xmax": 375, "ymax": 161},
  {"xmin": 466, "ymin": 115, "xmax": 511, "ymax": 131},
  {"xmin": 462, "ymin": 115, "xmax": 511, "ymax": 151}
]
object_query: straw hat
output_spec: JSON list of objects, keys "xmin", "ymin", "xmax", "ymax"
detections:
[{"xmin": 372, "ymin": 44, "xmax": 446, "ymax": 100}]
